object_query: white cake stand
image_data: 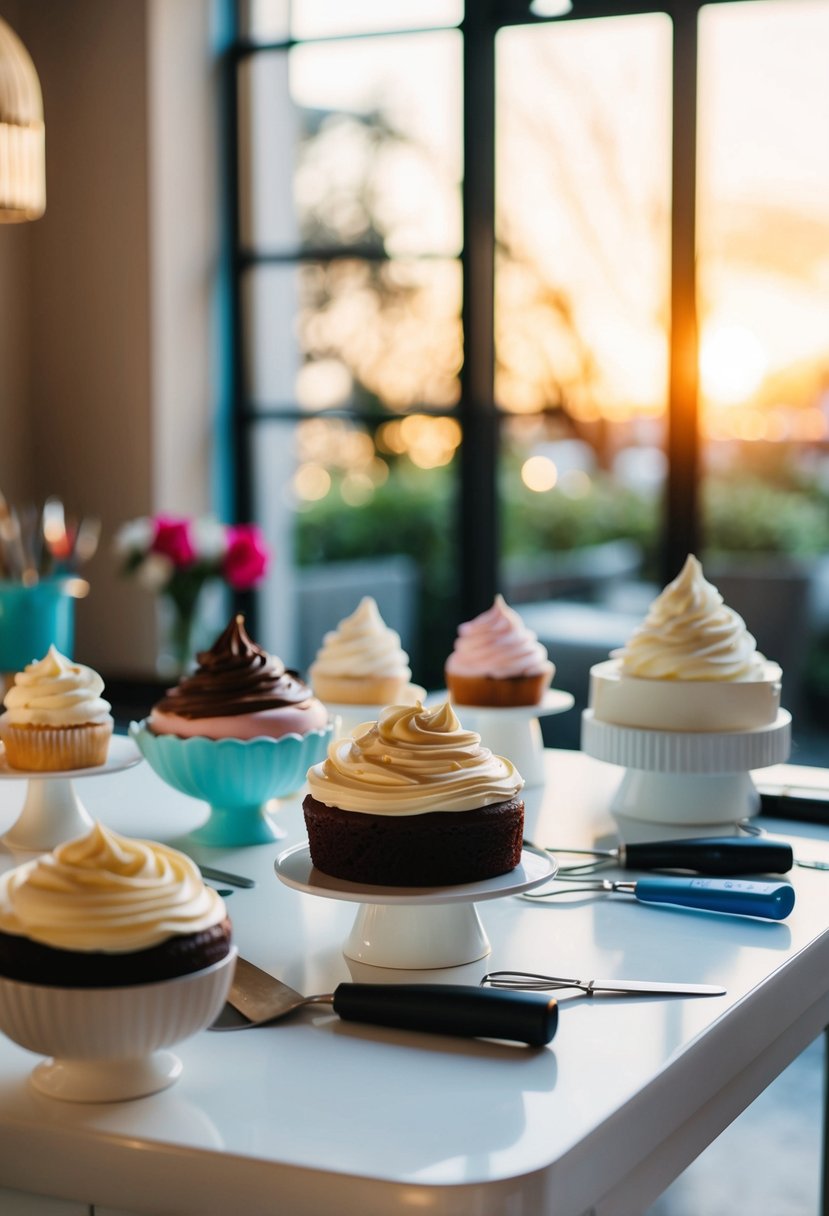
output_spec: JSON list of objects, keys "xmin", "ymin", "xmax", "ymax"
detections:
[
  {"xmin": 438, "ymin": 689, "xmax": 575, "ymax": 788},
  {"xmin": 0, "ymin": 735, "xmax": 143, "ymax": 853},
  {"xmin": 581, "ymin": 709, "xmax": 792, "ymax": 827},
  {"xmin": 275, "ymin": 844, "xmax": 557, "ymax": 970}
]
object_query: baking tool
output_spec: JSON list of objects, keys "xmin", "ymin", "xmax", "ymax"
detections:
[
  {"xmin": 480, "ymin": 971, "xmax": 725, "ymax": 997},
  {"xmin": 528, "ymin": 835, "xmax": 793, "ymax": 876},
  {"xmin": 198, "ymin": 865, "xmax": 256, "ymax": 889},
  {"xmin": 209, "ymin": 956, "xmax": 558, "ymax": 1045},
  {"xmin": 522, "ymin": 875, "xmax": 795, "ymax": 919},
  {"xmin": 737, "ymin": 819, "xmax": 829, "ymax": 871}
]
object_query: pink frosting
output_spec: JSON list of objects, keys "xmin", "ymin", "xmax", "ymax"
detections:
[
  {"xmin": 445, "ymin": 595, "xmax": 553, "ymax": 679},
  {"xmin": 149, "ymin": 701, "xmax": 329, "ymax": 741}
]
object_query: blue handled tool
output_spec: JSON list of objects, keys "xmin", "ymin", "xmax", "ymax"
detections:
[{"xmin": 523, "ymin": 875, "xmax": 795, "ymax": 920}]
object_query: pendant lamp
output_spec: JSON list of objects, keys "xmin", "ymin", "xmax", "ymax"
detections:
[{"xmin": 0, "ymin": 16, "xmax": 45, "ymax": 222}]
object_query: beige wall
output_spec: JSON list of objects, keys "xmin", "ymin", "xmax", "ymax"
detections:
[{"xmin": 0, "ymin": 0, "xmax": 217, "ymax": 676}]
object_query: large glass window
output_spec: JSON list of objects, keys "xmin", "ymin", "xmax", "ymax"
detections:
[{"xmin": 229, "ymin": 0, "xmax": 829, "ymax": 760}]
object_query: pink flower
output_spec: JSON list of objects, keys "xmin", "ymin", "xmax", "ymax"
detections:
[
  {"xmin": 222, "ymin": 524, "xmax": 270, "ymax": 589},
  {"xmin": 151, "ymin": 517, "xmax": 196, "ymax": 568}
]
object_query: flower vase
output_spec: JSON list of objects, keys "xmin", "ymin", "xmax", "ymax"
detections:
[{"xmin": 156, "ymin": 594, "xmax": 203, "ymax": 680}]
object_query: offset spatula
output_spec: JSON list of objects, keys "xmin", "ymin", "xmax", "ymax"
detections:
[{"xmin": 209, "ymin": 956, "xmax": 558, "ymax": 1046}]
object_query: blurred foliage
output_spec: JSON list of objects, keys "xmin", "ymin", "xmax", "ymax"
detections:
[
  {"xmin": 702, "ymin": 476, "xmax": 829, "ymax": 556},
  {"xmin": 294, "ymin": 450, "xmax": 829, "ymax": 688},
  {"xmin": 295, "ymin": 463, "xmax": 458, "ymax": 687}
]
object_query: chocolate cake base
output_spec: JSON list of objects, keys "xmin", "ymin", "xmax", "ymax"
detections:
[
  {"xmin": 0, "ymin": 917, "xmax": 233, "ymax": 988},
  {"xmin": 303, "ymin": 795, "xmax": 524, "ymax": 887}
]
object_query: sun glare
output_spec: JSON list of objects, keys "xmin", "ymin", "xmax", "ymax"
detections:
[{"xmin": 700, "ymin": 322, "xmax": 768, "ymax": 406}]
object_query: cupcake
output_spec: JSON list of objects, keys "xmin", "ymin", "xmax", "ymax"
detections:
[
  {"xmin": 0, "ymin": 645, "xmax": 114, "ymax": 771},
  {"xmin": 0, "ymin": 821, "xmax": 232, "ymax": 986},
  {"xmin": 134, "ymin": 616, "xmax": 332, "ymax": 846},
  {"xmin": 0, "ymin": 822, "xmax": 235, "ymax": 1101},
  {"xmin": 149, "ymin": 614, "xmax": 329, "ymax": 740},
  {"xmin": 588, "ymin": 554, "xmax": 783, "ymax": 732},
  {"xmin": 445, "ymin": 595, "xmax": 555, "ymax": 708},
  {"xmin": 309, "ymin": 596, "xmax": 423, "ymax": 707},
  {"xmin": 303, "ymin": 700, "xmax": 525, "ymax": 887}
]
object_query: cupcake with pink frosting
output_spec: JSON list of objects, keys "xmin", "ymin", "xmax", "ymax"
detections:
[{"xmin": 444, "ymin": 595, "xmax": 555, "ymax": 708}]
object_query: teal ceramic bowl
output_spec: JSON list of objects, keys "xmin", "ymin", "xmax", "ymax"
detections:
[{"xmin": 129, "ymin": 719, "xmax": 333, "ymax": 847}]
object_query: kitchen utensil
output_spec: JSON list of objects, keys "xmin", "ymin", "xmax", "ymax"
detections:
[
  {"xmin": 199, "ymin": 864, "xmax": 256, "ymax": 889},
  {"xmin": 480, "ymin": 971, "xmax": 726, "ymax": 997},
  {"xmin": 209, "ymin": 955, "xmax": 558, "ymax": 1045},
  {"xmin": 529, "ymin": 835, "xmax": 793, "ymax": 876},
  {"xmin": 737, "ymin": 818, "xmax": 829, "ymax": 870},
  {"xmin": 522, "ymin": 875, "xmax": 795, "ymax": 919}
]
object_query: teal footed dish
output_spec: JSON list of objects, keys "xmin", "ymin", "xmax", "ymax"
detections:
[{"xmin": 129, "ymin": 719, "xmax": 333, "ymax": 847}]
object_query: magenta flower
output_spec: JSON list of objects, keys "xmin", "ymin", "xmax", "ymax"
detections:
[
  {"xmin": 151, "ymin": 517, "xmax": 196, "ymax": 568},
  {"xmin": 222, "ymin": 524, "xmax": 270, "ymax": 590}
]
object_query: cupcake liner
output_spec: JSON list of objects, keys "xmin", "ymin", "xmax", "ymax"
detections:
[{"xmin": 0, "ymin": 721, "xmax": 113, "ymax": 772}]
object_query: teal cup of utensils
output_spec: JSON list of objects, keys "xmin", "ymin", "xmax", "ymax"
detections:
[
  {"xmin": 129, "ymin": 719, "xmax": 333, "ymax": 847},
  {"xmin": 0, "ymin": 577, "xmax": 83, "ymax": 671}
]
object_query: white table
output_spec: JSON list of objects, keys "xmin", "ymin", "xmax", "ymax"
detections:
[{"xmin": 0, "ymin": 747, "xmax": 826, "ymax": 1216}]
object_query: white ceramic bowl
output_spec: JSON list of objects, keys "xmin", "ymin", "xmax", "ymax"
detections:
[{"xmin": 0, "ymin": 948, "xmax": 236, "ymax": 1102}]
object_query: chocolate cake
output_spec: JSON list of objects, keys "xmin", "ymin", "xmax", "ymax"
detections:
[{"xmin": 303, "ymin": 701, "xmax": 525, "ymax": 888}]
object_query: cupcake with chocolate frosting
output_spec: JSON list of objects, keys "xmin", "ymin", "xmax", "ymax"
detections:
[
  {"xmin": 149, "ymin": 614, "xmax": 328, "ymax": 740},
  {"xmin": 131, "ymin": 616, "xmax": 333, "ymax": 846}
]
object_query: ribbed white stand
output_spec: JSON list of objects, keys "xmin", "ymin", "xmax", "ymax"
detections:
[{"xmin": 581, "ymin": 709, "xmax": 792, "ymax": 826}]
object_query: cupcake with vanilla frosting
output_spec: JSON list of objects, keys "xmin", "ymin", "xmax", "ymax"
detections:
[
  {"xmin": 303, "ymin": 700, "xmax": 525, "ymax": 886},
  {"xmin": 0, "ymin": 822, "xmax": 232, "ymax": 986},
  {"xmin": 445, "ymin": 595, "xmax": 555, "ymax": 708},
  {"xmin": 309, "ymin": 596, "xmax": 423, "ymax": 707},
  {"xmin": 588, "ymin": 554, "xmax": 783, "ymax": 732},
  {"xmin": 0, "ymin": 822, "xmax": 235, "ymax": 1102},
  {"xmin": 0, "ymin": 646, "xmax": 114, "ymax": 771}
]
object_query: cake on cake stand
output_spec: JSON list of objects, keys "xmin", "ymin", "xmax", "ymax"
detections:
[
  {"xmin": 275, "ymin": 844, "xmax": 557, "ymax": 970},
  {"xmin": 581, "ymin": 709, "xmax": 792, "ymax": 827},
  {"xmin": 0, "ymin": 735, "xmax": 142, "ymax": 853}
]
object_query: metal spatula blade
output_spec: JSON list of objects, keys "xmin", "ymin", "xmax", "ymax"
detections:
[{"xmin": 209, "ymin": 956, "xmax": 558, "ymax": 1045}]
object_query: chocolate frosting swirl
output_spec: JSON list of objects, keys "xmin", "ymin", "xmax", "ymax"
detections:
[{"xmin": 154, "ymin": 615, "xmax": 315, "ymax": 719}]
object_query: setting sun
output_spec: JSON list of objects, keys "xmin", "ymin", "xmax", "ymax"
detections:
[{"xmin": 700, "ymin": 322, "xmax": 768, "ymax": 406}]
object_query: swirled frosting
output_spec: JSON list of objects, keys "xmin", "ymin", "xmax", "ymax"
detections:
[
  {"xmin": 154, "ymin": 615, "xmax": 316, "ymax": 718},
  {"xmin": 1, "ymin": 645, "xmax": 112, "ymax": 726},
  {"xmin": 614, "ymin": 555, "xmax": 769, "ymax": 681},
  {"xmin": 306, "ymin": 700, "xmax": 523, "ymax": 815},
  {"xmin": 0, "ymin": 822, "xmax": 226, "ymax": 952},
  {"xmin": 445, "ymin": 595, "xmax": 553, "ymax": 679},
  {"xmin": 310, "ymin": 597, "xmax": 412, "ymax": 680}
]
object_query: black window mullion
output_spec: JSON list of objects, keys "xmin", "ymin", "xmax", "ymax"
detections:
[
  {"xmin": 460, "ymin": 8, "xmax": 499, "ymax": 619},
  {"xmin": 664, "ymin": 4, "xmax": 700, "ymax": 583}
]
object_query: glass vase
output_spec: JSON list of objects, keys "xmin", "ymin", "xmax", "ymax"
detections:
[{"xmin": 156, "ymin": 592, "xmax": 203, "ymax": 680}]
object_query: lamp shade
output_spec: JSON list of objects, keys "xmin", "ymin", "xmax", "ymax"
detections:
[{"xmin": 0, "ymin": 17, "xmax": 44, "ymax": 222}]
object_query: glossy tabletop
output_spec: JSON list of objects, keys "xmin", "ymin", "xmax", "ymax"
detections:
[{"xmin": 0, "ymin": 747, "xmax": 826, "ymax": 1216}]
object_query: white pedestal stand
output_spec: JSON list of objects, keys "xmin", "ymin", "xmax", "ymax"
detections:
[
  {"xmin": 441, "ymin": 690, "xmax": 575, "ymax": 789},
  {"xmin": 0, "ymin": 736, "xmax": 143, "ymax": 853},
  {"xmin": 275, "ymin": 845, "xmax": 556, "ymax": 970},
  {"xmin": 581, "ymin": 709, "xmax": 792, "ymax": 827}
]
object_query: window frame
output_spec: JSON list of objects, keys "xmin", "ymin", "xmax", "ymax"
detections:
[{"xmin": 221, "ymin": 0, "xmax": 758, "ymax": 634}]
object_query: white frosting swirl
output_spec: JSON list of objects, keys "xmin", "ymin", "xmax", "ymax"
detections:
[
  {"xmin": 0, "ymin": 823, "xmax": 226, "ymax": 952},
  {"xmin": 306, "ymin": 700, "xmax": 523, "ymax": 815},
  {"xmin": 310, "ymin": 597, "xmax": 412, "ymax": 680},
  {"xmin": 614, "ymin": 555, "xmax": 769, "ymax": 681},
  {"xmin": 2, "ymin": 645, "xmax": 112, "ymax": 726},
  {"xmin": 445, "ymin": 595, "xmax": 552, "ymax": 679}
]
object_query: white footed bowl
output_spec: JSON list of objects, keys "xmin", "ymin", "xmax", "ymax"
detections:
[{"xmin": 0, "ymin": 948, "xmax": 236, "ymax": 1102}]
